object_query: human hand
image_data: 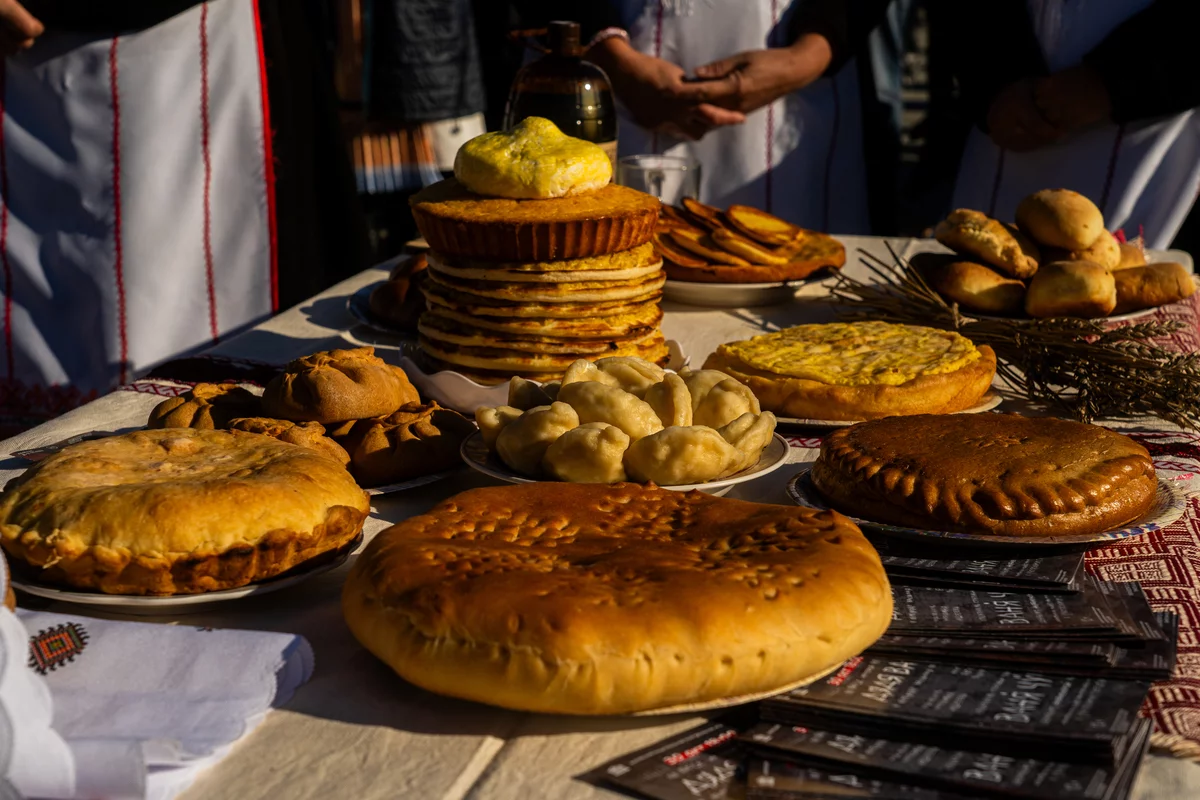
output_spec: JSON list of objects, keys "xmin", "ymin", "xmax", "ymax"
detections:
[
  {"xmin": 681, "ymin": 33, "xmax": 833, "ymax": 114},
  {"xmin": 986, "ymin": 78, "xmax": 1064, "ymax": 152},
  {"xmin": 0, "ymin": 0, "xmax": 42, "ymax": 56},
  {"xmin": 588, "ymin": 38, "xmax": 745, "ymax": 140},
  {"xmin": 1033, "ymin": 65, "xmax": 1113, "ymax": 133}
]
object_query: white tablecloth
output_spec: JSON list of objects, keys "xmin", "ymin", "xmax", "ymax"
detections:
[{"xmin": 4, "ymin": 236, "xmax": 1197, "ymax": 799}]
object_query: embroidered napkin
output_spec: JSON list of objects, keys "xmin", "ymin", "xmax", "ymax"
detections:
[{"xmin": 16, "ymin": 611, "xmax": 314, "ymax": 799}]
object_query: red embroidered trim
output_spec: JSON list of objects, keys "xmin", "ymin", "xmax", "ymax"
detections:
[
  {"xmin": 821, "ymin": 78, "xmax": 840, "ymax": 232},
  {"xmin": 200, "ymin": 2, "xmax": 219, "ymax": 341},
  {"xmin": 251, "ymin": 0, "xmax": 280, "ymax": 312},
  {"xmin": 0, "ymin": 379, "xmax": 97, "ymax": 419},
  {"xmin": 0, "ymin": 59, "xmax": 11, "ymax": 383},
  {"xmin": 109, "ymin": 37, "xmax": 128, "ymax": 385}
]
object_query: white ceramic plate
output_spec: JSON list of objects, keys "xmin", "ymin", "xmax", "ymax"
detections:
[
  {"xmin": 966, "ymin": 306, "xmax": 1161, "ymax": 324},
  {"xmin": 787, "ymin": 468, "xmax": 1186, "ymax": 547},
  {"xmin": 459, "ymin": 430, "xmax": 791, "ymax": 497},
  {"xmin": 397, "ymin": 341, "xmax": 690, "ymax": 414},
  {"xmin": 775, "ymin": 392, "xmax": 1004, "ymax": 429},
  {"xmin": 663, "ymin": 274, "xmax": 835, "ymax": 308},
  {"xmin": 12, "ymin": 539, "xmax": 358, "ymax": 615},
  {"xmin": 365, "ymin": 469, "xmax": 460, "ymax": 496}
]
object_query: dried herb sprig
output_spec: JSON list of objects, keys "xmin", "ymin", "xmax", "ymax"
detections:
[{"xmin": 826, "ymin": 245, "xmax": 1200, "ymax": 430}]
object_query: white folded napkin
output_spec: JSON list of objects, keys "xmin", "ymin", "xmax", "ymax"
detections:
[{"xmin": 10, "ymin": 609, "xmax": 313, "ymax": 800}]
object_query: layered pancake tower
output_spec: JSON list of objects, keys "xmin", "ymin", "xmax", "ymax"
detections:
[{"xmin": 408, "ymin": 118, "xmax": 666, "ymax": 384}]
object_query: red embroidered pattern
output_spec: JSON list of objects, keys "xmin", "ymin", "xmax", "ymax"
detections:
[{"xmin": 29, "ymin": 622, "xmax": 89, "ymax": 674}]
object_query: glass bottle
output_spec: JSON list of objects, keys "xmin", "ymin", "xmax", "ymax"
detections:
[{"xmin": 503, "ymin": 21, "xmax": 618, "ymax": 167}]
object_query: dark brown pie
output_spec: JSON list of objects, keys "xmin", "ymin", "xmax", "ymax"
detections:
[{"xmin": 811, "ymin": 413, "xmax": 1157, "ymax": 537}]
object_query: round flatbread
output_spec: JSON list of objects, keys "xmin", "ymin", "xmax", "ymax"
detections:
[{"xmin": 342, "ymin": 482, "xmax": 892, "ymax": 714}]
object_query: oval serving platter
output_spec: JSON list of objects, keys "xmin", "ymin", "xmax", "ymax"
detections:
[{"xmin": 786, "ymin": 466, "xmax": 1186, "ymax": 547}]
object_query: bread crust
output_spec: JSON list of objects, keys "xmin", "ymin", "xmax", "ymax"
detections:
[
  {"xmin": 1112, "ymin": 262, "xmax": 1196, "ymax": 314},
  {"xmin": 227, "ymin": 417, "xmax": 351, "ymax": 466},
  {"xmin": 914, "ymin": 254, "xmax": 1025, "ymax": 315},
  {"xmin": 811, "ymin": 414, "xmax": 1157, "ymax": 537},
  {"xmin": 1024, "ymin": 261, "xmax": 1116, "ymax": 318},
  {"xmin": 147, "ymin": 383, "xmax": 262, "ymax": 430},
  {"xmin": 0, "ymin": 429, "xmax": 369, "ymax": 594},
  {"xmin": 1043, "ymin": 230, "xmax": 1120, "ymax": 271},
  {"xmin": 262, "ymin": 347, "xmax": 419, "ymax": 424},
  {"xmin": 1016, "ymin": 189, "xmax": 1105, "ymax": 251},
  {"xmin": 702, "ymin": 346, "xmax": 996, "ymax": 421},
  {"xmin": 342, "ymin": 483, "xmax": 892, "ymax": 714},
  {"xmin": 934, "ymin": 210, "xmax": 1040, "ymax": 278},
  {"xmin": 341, "ymin": 403, "xmax": 475, "ymax": 487}
]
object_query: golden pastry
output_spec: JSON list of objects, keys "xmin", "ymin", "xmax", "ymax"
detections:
[
  {"xmin": 226, "ymin": 417, "xmax": 350, "ymax": 466},
  {"xmin": 341, "ymin": 403, "xmax": 474, "ymax": 487},
  {"xmin": 1016, "ymin": 189, "xmax": 1105, "ymax": 250},
  {"xmin": 262, "ymin": 347, "xmax": 419, "ymax": 424},
  {"xmin": 934, "ymin": 209, "xmax": 1040, "ymax": 278},
  {"xmin": 914, "ymin": 253, "xmax": 1025, "ymax": 316},
  {"xmin": 812, "ymin": 414, "xmax": 1156, "ymax": 537},
  {"xmin": 0, "ymin": 429, "xmax": 369, "ymax": 595},
  {"xmin": 1043, "ymin": 230, "xmax": 1120, "ymax": 271},
  {"xmin": 1115, "ymin": 241, "xmax": 1147, "ymax": 271},
  {"xmin": 1024, "ymin": 261, "xmax": 1116, "ymax": 318},
  {"xmin": 342, "ymin": 482, "xmax": 892, "ymax": 714},
  {"xmin": 1112, "ymin": 262, "xmax": 1196, "ymax": 314},
  {"xmin": 146, "ymin": 383, "xmax": 261, "ymax": 430},
  {"xmin": 703, "ymin": 322, "xmax": 996, "ymax": 421}
]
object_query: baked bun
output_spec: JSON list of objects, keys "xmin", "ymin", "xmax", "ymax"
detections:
[
  {"xmin": 0, "ymin": 429, "xmax": 369, "ymax": 595},
  {"xmin": 227, "ymin": 417, "xmax": 351, "ymax": 466},
  {"xmin": 146, "ymin": 383, "xmax": 261, "ymax": 430},
  {"xmin": 1024, "ymin": 261, "xmax": 1116, "ymax": 318},
  {"xmin": 1043, "ymin": 230, "xmax": 1120, "ymax": 271},
  {"xmin": 915, "ymin": 253, "xmax": 1025, "ymax": 315},
  {"xmin": 1112, "ymin": 262, "xmax": 1197, "ymax": 314},
  {"xmin": 342, "ymin": 482, "xmax": 892, "ymax": 714},
  {"xmin": 368, "ymin": 254, "xmax": 428, "ymax": 331},
  {"xmin": 813, "ymin": 414, "xmax": 1156, "ymax": 537},
  {"xmin": 1016, "ymin": 189, "xmax": 1104, "ymax": 250},
  {"xmin": 933, "ymin": 209, "xmax": 1040, "ymax": 278},
  {"xmin": 341, "ymin": 402, "xmax": 474, "ymax": 487},
  {"xmin": 1, "ymin": 551, "xmax": 13, "ymax": 610},
  {"xmin": 262, "ymin": 347, "xmax": 419, "ymax": 424},
  {"xmin": 1115, "ymin": 241, "xmax": 1147, "ymax": 271}
]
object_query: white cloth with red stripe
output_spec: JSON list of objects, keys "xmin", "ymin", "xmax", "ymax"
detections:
[
  {"xmin": 613, "ymin": 0, "xmax": 872, "ymax": 234},
  {"xmin": 952, "ymin": 0, "xmax": 1200, "ymax": 248},
  {"xmin": 0, "ymin": 0, "xmax": 274, "ymax": 399},
  {"xmin": 3, "ymin": 576, "xmax": 313, "ymax": 800}
]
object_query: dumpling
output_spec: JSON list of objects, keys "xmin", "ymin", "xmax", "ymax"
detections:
[
  {"xmin": 593, "ymin": 357, "xmax": 666, "ymax": 398},
  {"xmin": 507, "ymin": 377, "xmax": 556, "ymax": 411},
  {"xmin": 623, "ymin": 426, "xmax": 741, "ymax": 485},
  {"xmin": 542, "ymin": 422, "xmax": 630, "ymax": 483},
  {"xmin": 541, "ymin": 381, "xmax": 562, "ymax": 402},
  {"xmin": 476, "ymin": 405, "xmax": 523, "ymax": 449},
  {"xmin": 494, "ymin": 402, "xmax": 579, "ymax": 477},
  {"xmin": 682, "ymin": 369, "xmax": 761, "ymax": 428},
  {"xmin": 556, "ymin": 381, "xmax": 663, "ymax": 440},
  {"xmin": 560, "ymin": 359, "xmax": 621, "ymax": 390},
  {"xmin": 644, "ymin": 374, "xmax": 693, "ymax": 427},
  {"xmin": 718, "ymin": 412, "xmax": 777, "ymax": 474}
]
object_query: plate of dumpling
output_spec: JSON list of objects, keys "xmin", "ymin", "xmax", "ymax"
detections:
[{"xmin": 465, "ymin": 356, "xmax": 789, "ymax": 495}]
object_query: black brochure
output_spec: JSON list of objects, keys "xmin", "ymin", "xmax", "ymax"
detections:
[
  {"xmin": 760, "ymin": 656, "xmax": 1148, "ymax": 762},
  {"xmin": 887, "ymin": 582, "xmax": 1128, "ymax": 638},
  {"xmin": 868, "ymin": 635, "xmax": 1116, "ymax": 670},
  {"xmin": 872, "ymin": 540, "xmax": 1084, "ymax": 590},
  {"xmin": 581, "ymin": 718, "xmax": 744, "ymax": 800},
  {"xmin": 1094, "ymin": 580, "xmax": 1167, "ymax": 642},
  {"xmin": 740, "ymin": 718, "xmax": 1152, "ymax": 800},
  {"xmin": 744, "ymin": 757, "xmax": 970, "ymax": 800}
]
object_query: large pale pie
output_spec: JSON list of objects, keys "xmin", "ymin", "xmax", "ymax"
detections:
[{"xmin": 342, "ymin": 482, "xmax": 892, "ymax": 715}]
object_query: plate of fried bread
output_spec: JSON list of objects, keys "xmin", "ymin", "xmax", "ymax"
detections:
[
  {"xmin": 463, "ymin": 355, "xmax": 789, "ymax": 495},
  {"xmin": 655, "ymin": 198, "xmax": 845, "ymax": 306},
  {"xmin": 787, "ymin": 413, "xmax": 1187, "ymax": 547},
  {"xmin": 919, "ymin": 189, "xmax": 1197, "ymax": 321}
]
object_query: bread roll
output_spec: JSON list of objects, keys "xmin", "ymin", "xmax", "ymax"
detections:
[
  {"xmin": 915, "ymin": 253, "xmax": 1025, "ymax": 315},
  {"xmin": 1115, "ymin": 242, "xmax": 1147, "ymax": 271},
  {"xmin": 1024, "ymin": 260, "xmax": 1116, "ymax": 318},
  {"xmin": 1016, "ymin": 189, "xmax": 1105, "ymax": 250},
  {"xmin": 933, "ymin": 209, "xmax": 1040, "ymax": 278},
  {"xmin": 1112, "ymin": 262, "xmax": 1196, "ymax": 314},
  {"xmin": 1043, "ymin": 230, "xmax": 1120, "ymax": 271}
]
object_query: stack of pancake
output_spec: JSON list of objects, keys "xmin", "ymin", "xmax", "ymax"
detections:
[{"xmin": 407, "ymin": 117, "xmax": 667, "ymax": 384}]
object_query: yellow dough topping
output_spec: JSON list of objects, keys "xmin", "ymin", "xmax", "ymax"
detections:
[
  {"xmin": 453, "ymin": 117, "xmax": 612, "ymax": 199},
  {"xmin": 719, "ymin": 322, "xmax": 981, "ymax": 386}
]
